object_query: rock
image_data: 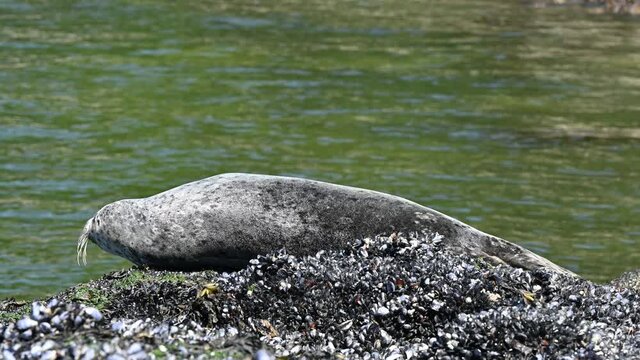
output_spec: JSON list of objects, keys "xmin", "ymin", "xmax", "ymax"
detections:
[
  {"xmin": 16, "ymin": 318, "xmax": 38, "ymax": 331},
  {"xmin": 1, "ymin": 233, "xmax": 639, "ymax": 359},
  {"xmin": 374, "ymin": 306, "xmax": 390, "ymax": 317},
  {"xmin": 81, "ymin": 348, "xmax": 95, "ymax": 360},
  {"xmin": 38, "ymin": 322, "xmax": 52, "ymax": 334},
  {"xmin": 254, "ymin": 349, "xmax": 275, "ymax": 360},
  {"xmin": 83, "ymin": 307, "xmax": 103, "ymax": 322},
  {"xmin": 18, "ymin": 329, "xmax": 32, "ymax": 340},
  {"xmin": 31, "ymin": 302, "xmax": 50, "ymax": 321},
  {"xmin": 40, "ymin": 350, "xmax": 58, "ymax": 360}
]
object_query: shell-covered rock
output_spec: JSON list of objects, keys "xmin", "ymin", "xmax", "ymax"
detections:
[{"xmin": 3, "ymin": 232, "xmax": 638, "ymax": 359}]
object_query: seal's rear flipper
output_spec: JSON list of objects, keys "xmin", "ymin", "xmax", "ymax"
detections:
[{"xmin": 479, "ymin": 234, "xmax": 579, "ymax": 278}]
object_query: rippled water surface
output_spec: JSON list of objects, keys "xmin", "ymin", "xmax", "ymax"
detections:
[{"xmin": 1, "ymin": 0, "xmax": 639, "ymax": 299}]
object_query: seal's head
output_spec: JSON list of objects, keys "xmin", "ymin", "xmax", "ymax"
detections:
[
  {"xmin": 77, "ymin": 210, "xmax": 111, "ymax": 266},
  {"xmin": 77, "ymin": 200, "xmax": 144, "ymax": 266}
]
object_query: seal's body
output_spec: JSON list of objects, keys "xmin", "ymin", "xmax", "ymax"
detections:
[{"xmin": 79, "ymin": 173, "xmax": 575, "ymax": 276}]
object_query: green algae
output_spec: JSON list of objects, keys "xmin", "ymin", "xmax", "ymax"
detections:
[{"xmin": 0, "ymin": 302, "xmax": 28, "ymax": 323}]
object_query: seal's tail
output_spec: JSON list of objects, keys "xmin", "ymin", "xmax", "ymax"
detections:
[{"xmin": 77, "ymin": 217, "xmax": 93, "ymax": 266}]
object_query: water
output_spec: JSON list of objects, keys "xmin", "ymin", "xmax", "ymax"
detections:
[{"xmin": 1, "ymin": 0, "xmax": 638, "ymax": 299}]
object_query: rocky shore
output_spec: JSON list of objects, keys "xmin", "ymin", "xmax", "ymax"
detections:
[{"xmin": 1, "ymin": 233, "xmax": 639, "ymax": 359}]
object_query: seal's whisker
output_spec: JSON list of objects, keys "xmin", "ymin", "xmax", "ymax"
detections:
[
  {"xmin": 77, "ymin": 233, "xmax": 88, "ymax": 266},
  {"xmin": 83, "ymin": 235, "xmax": 89, "ymax": 265},
  {"xmin": 77, "ymin": 218, "xmax": 93, "ymax": 266}
]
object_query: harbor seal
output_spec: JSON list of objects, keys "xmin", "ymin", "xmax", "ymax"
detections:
[{"xmin": 78, "ymin": 173, "xmax": 576, "ymax": 276}]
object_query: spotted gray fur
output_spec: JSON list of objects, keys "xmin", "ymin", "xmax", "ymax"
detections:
[{"xmin": 79, "ymin": 173, "xmax": 576, "ymax": 276}]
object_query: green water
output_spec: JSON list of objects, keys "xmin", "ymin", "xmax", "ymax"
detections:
[{"xmin": 1, "ymin": 0, "xmax": 638, "ymax": 299}]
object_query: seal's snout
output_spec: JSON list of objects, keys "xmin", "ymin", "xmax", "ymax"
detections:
[{"xmin": 77, "ymin": 217, "xmax": 95, "ymax": 266}]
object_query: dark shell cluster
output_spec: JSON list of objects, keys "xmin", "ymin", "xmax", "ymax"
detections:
[
  {"xmin": 2, "ymin": 232, "xmax": 639, "ymax": 359},
  {"xmin": 1, "ymin": 300, "xmax": 104, "ymax": 359}
]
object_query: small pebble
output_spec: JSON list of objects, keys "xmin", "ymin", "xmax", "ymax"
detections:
[
  {"xmin": 254, "ymin": 349, "xmax": 275, "ymax": 360},
  {"xmin": 31, "ymin": 302, "xmax": 50, "ymax": 321},
  {"xmin": 82, "ymin": 347, "xmax": 95, "ymax": 360},
  {"xmin": 375, "ymin": 306, "xmax": 390, "ymax": 317},
  {"xmin": 50, "ymin": 315, "xmax": 62, "ymax": 328},
  {"xmin": 38, "ymin": 322, "xmax": 52, "ymax": 334},
  {"xmin": 16, "ymin": 318, "xmax": 38, "ymax": 331},
  {"xmin": 47, "ymin": 299, "xmax": 59, "ymax": 309},
  {"xmin": 127, "ymin": 343, "xmax": 143, "ymax": 355},
  {"xmin": 18, "ymin": 329, "xmax": 33, "ymax": 340},
  {"xmin": 84, "ymin": 307, "xmax": 103, "ymax": 322},
  {"xmin": 40, "ymin": 350, "xmax": 58, "ymax": 360},
  {"xmin": 73, "ymin": 315, "xmax": 84, "ymax": 327}
]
